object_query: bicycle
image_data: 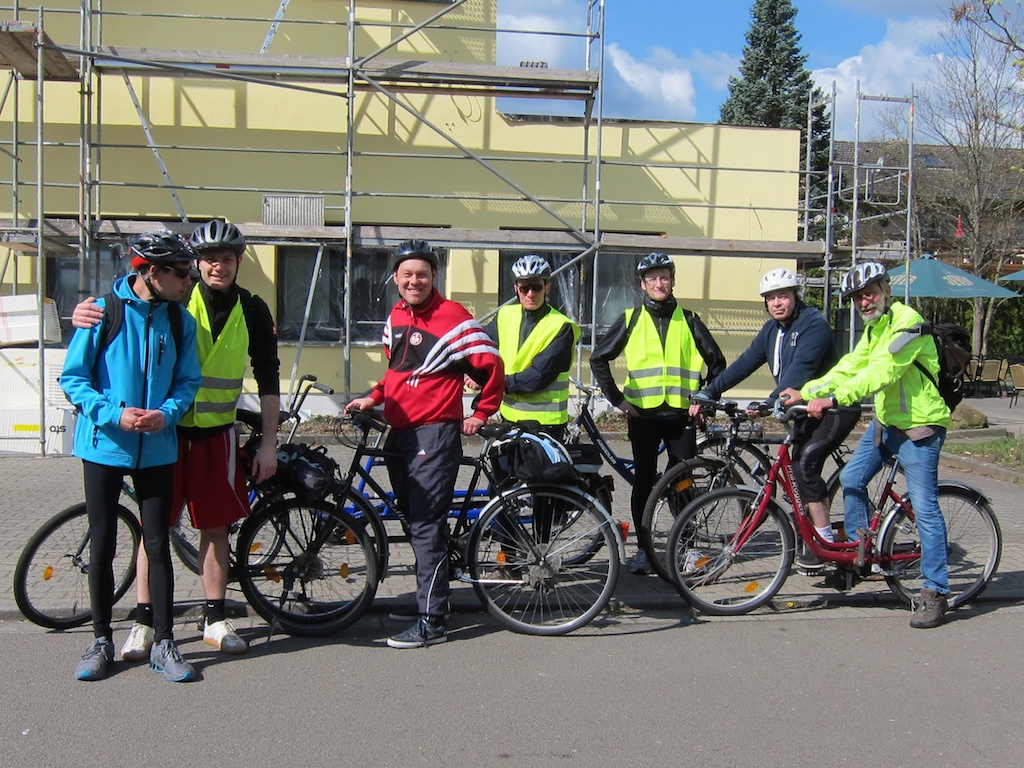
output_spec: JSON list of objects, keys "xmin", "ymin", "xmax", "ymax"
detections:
[
  {"xmin": 642, "ymin": 395, "xmax": 877, "ymax": 583},
  {"xmin": 12, "ymin": 374, "xmax": 333, "ymax": 630},
  {"xmin": 664, "ymin": 402, "xmax": 1002, "ymax": 615},
  {"xmin": 247, "ymin": 409, "xmax": 623, "ymax": 635}
]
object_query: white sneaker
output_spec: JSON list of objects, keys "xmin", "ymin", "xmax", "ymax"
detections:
[
  {"xmin": 120, "ymin": 623, "xmax": 154, "ymax": 662},
  {"xmin": 203, "ymin": 619, "xmax": 248, "ymax": 655},
  {"xmin": 627, "ymin": 549, "xmax": 651, "ymax": 575}
]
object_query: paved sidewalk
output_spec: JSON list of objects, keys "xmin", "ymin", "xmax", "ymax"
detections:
[{"xmin": 2, "ymin": 395, "xmax": 1022, "ymax": 628}]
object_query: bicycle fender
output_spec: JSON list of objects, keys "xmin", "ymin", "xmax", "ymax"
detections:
[{"xmin": 937, "ymin": 480, "xmax": 993, "ymax": 508}]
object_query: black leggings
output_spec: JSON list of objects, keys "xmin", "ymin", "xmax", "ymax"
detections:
[
  {"xmin": 790, "ymin": 406, "xmax": 862, "ymax": 503},
  {"xmin": 83, "ymin": 460, "xmax": 176, "ymax": 642},
  {"xmin": 628, "ymin": 415, "xmax": 696, "ymax": 538}
]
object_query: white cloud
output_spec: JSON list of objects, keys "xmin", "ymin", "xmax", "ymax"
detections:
[
  {"xmin": 497, "ymin": 0, "xmax": 588, "ymax": 69},
  {"xmin": 606, "ymin": 43, "xmax": 698, "ymax": 121},
  {"xmin": 813, "ymin": 18, "xmax": 945, "ymax": 139}
]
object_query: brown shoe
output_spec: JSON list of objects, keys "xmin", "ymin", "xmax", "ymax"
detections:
[{"xmin": 910, "ymin": 587, "xmax": 948, "ymax": 629}]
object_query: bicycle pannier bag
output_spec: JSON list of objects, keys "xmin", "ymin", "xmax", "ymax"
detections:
[
  {"xmin": 491, "ymin": 431, "xmax": 580, "ymax": 486},
  {"xmin": 275, "ymin": 443, "xmax": 338, "ymax": 501}
]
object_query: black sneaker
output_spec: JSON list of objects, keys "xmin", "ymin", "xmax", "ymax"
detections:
[
  {"xmin": 75, "ymin": 637, "xmax": 114, "ymax": 681},
  {"xmin": 386, "ymin": 618, "xmax": 447, "ymax": 649},
  {"xmin": 910, "ymin": 587, "xmax": 948, "ymax": 629}
]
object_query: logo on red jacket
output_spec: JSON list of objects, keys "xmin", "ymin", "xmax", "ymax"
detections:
[{"xmin": 409, "ymin": 331, "xmax": 423, "ymax": 346}]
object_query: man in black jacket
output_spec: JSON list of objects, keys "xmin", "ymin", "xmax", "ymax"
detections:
[{"xmin": 590, "ymin": 252, "xmax": 726, "ymax": 575}]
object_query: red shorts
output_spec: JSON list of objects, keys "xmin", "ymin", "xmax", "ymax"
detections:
[{"xmin": 171, "ymin": 430, "xmax": 251, "ymax": 530}]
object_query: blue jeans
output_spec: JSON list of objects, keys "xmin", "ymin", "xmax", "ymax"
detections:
[{"xmin": 839, "ymin": 420, "xmax": 949, "ymax": 594}]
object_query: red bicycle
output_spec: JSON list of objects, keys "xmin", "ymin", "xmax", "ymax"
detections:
[{"xmin": 665, "ymin": 403, "xmax": 1002, "ymax": 615}]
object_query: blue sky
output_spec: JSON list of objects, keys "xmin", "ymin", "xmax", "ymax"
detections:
[{"xmin": 497, "ymin": 0, "xmax": 957, "ymax": 139}]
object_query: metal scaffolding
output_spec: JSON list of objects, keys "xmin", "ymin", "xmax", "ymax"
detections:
[{"xmin": 0, "ymin": 1, "xmax": 825, "ymax": 454}]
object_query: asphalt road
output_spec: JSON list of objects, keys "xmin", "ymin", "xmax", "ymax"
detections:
[{"xmin": 4, "ymin": 393, "xmax": 1024, "ymax": 766}]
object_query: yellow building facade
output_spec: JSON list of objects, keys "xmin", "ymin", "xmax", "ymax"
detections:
[{"xmin": 0, "ymin": 0, "xmax": 820, "ymax": 424}]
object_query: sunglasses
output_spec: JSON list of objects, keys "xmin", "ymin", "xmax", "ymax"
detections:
[
  {"xmin": 163, "ymin": 265, "xmax": 199, "ymax": 280},
  {"xmin": 516, "ymin": 282, "xmax": 546, "ymax": 295}
]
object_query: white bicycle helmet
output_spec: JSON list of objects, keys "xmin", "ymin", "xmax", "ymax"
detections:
[
  {"xmin": 511, "ymin": 254, "xmax": 552, "ymax": 281},
  {"xmin": 759, "ymin": 268, "xmax": 801, "ymax": 297},
  {"xmin": 841, "ymin": 261, "xmax": 889, "ymax": 298}
]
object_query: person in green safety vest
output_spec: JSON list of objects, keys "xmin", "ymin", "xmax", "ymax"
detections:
[
  {"xmin": 479, "ymin": 254, "xmax": 580, "ymax": 443},
  {"xmin": 590, "ymin": 252, "xmax": 726, "ymax": 576}
]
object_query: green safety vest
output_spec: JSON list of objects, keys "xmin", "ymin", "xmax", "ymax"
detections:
[
  {"xmin": 622, "ymin": 306, "xmax": 701, "ymax": 409},
  {"xmin": 179, "ymin": 290, "xmax": 249, "ymax": 429},
  {"xmin": 496, "ymin": 304, "xmax": 580, "ymax": 425}
]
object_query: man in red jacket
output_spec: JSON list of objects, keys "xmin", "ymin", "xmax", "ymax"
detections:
[{"xmin": 348, "ymin": 240, "xmax": 504, "ymax": 648}]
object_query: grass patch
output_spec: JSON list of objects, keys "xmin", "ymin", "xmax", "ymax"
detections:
[{"xmin": 944, "ymin": 436, "xmax": 1024, "ymax": 469}]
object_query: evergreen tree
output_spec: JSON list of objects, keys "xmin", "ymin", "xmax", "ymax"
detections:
[{"xmin": 720, "ymin": 0, "xmax": 831, "ymax": 237}]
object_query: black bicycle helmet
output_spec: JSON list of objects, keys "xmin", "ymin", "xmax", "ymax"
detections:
[
  {"xmin": 511, "ymin": 254, "xmax": 552, "ymax": 281},
  {"xmin": 636, "ymin": 252, "xmax": 675, "ymax": 278},
  {"xmin": 841, "ymin": 261, "xmax": 889, "ymax": 298},
  {"xmin": 392, "ymin": 239, "xmax": 438, "ymax": 271},
  {"xmin": 190, "ymin": 219, "xmax": 246, "ymax": 256},
  {"xmin": 128, "ymin": 230, "xmax": 198, "ymax": 268}
]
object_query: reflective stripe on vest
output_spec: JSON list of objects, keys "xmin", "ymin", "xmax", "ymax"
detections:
[
  {"xmin": 496, "ymin": 304, "xmax": 580, "ymax": 425},
  {"xmin": 621, "ymin": 307, "xmax": 701, "ymax": 409},
  {"xmin": 179, "ymin": 290, "xmax": 249, "ymax": 429}
]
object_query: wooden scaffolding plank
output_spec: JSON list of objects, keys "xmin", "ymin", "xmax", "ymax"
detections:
[
  {"xmin": 0, "ymin": 24, "xmax": 79, "ymax": 80},
  {"xmin": 93, "ymin": 46, "xmax": 596, "ymax": 97}
]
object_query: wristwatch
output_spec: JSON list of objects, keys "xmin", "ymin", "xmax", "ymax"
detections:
[{"xmin": 828, "ymin": 394, "xmax": 839, "ymax": 407}]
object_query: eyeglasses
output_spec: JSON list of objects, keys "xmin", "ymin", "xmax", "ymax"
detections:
[
  {"xmin": 643, "ymin": 275, "xmax": 672, "ymax": 285},
  {"xmin": 163, "ymin": 265, "xmax": 198, "ymax": 280},
  {"xmin": 516, "ymin": 283, "xmax": 546, "ymax": 295}
]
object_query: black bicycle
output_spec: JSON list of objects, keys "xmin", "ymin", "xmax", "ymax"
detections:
[{"xmin": 255, "ymin": 410, "xmax": 623, "ymax": 636}]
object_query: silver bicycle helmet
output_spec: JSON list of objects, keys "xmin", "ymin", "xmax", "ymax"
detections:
[
  {"xmin": 841, "ymin": 261, "xmax": 889, "ymax": 298},
  {"xmin": 189, "ymin": 219, "xmax": 246, "ymax": 256},
  {"xmin": 128, "ymin": 230, "xmax": 198, "ymax": 268},
  {"xmin": 637, "ymin": 252, "xmax": 675, "ymax": 277},
  {"xmin": 759, "ymin": 268, "xmax": 801, "ymax": 297},
  {"xmin": 392, "ymin": 239, "xmax": 438, "ymax": 271},
  {"xmin": 511, "ymin": 254, "xmax": 552, "ymax": 281}
]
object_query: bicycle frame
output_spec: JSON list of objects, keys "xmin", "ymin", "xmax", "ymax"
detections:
[{"xmin": 733, "ymin": 433, "xmax": 919, "ymax": 575}]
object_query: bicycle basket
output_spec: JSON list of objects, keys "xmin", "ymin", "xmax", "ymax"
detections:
[
  {"xmin": 274, "ymin": 443, "xmax": 338, "ymax": 501},
  {"xmin": 489, "ymin": 430, "xmax": 580, "ymax": 486}
]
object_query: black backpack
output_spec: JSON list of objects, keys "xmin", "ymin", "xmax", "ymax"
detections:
[
  {"xmin": 912, "ymin": 322, "xmax": 971, "ymax": 411},
  {"xmin": 96, "ymin": 292, "xmax": 184, "ymax": 358}
]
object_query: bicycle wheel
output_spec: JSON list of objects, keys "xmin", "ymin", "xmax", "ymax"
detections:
[
  {"xmin": 881, "ymin": 484, "xmax": 1002, "ymax": 609},
  {"xmin": 14, "ymin": 502, "xmax": 141, "ymax": 630},
  {"xmin": 698, "ymin": 434, "xmax": 772, "ymax": 486},
  {"xmin": 468, "ymin": 484, "xmax": 619, "ymax": 635},
  {"xmin": 236, "ymin": 498, "xmax": 378, "ymax": 637},
  {"xmin": 667, "ymin": 487, "xmax": 794, "ymax": 615},
  {"xmin": 641, "ymin": 456, "xmax": 731, "ymax": 582}
]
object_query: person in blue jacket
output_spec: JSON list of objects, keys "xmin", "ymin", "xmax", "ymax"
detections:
[
  {"xmin": 60, "ymin": 230, "xmax": 202, "ymax": 683},
  {"xmin": 692, "ymin": 268, "xmax": 860, "ymax": 571}
]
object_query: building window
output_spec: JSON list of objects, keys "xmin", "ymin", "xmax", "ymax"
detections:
[
  {"xmin": 496, "ymin": 250, "xmax": 640, "ymax": 338},
  {"xmin": 592, "ymin": 252, "xmax": 639, "ymax": 332},
  {"xmin": 497, "ymin": 251, "xmax": 583, "ymax": 324},
  {"xmin": 276, "ymin": 245, "xmax": 345, "ymax": 342},
  {"xmin": 276, "ymin": 243, "xmax": 447, "ymax": 343},
  {"xmin": 46, "ymin": 246, "xmax": 123, "ymax": 344}
]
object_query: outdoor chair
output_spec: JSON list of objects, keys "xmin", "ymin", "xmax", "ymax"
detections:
[
  {"xmin": 978, "ymin": 358, "xmax": 1004, "ymax": 397},
  {"xmin": 1009, "ymin": 364, "xmax": 1024, "ymax": 407},
  {"xmin": 965, "ymin": 356, "xmax": 983, "ymax": 397}
]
